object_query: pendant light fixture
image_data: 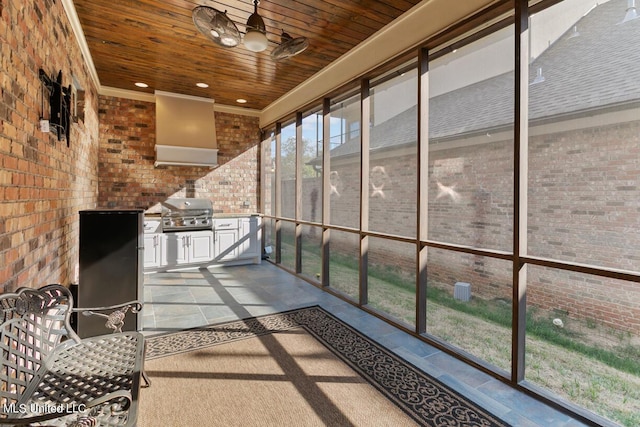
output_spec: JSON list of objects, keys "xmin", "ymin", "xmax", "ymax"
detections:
[
  {"xmin": 243, "ymin": 0, "xmax": 268, "ymax": 52},
  {"xmin": 192, "ymin": 1, "xmax": 308, "ymax": 60}
]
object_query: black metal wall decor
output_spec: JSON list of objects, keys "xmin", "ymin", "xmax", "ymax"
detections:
[{"xmin": 39, "ymin": 69, "xmax": 71, "ymax": 145}]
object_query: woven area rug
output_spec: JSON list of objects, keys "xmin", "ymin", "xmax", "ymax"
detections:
[{"xmin": 141, "ymin": 306, "xmax": 509, "ymax": 427}]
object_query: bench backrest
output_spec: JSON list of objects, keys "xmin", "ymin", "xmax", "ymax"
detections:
[{"xmin": 0, "ymin": 284, "xmax": 78, "ymax": 406}]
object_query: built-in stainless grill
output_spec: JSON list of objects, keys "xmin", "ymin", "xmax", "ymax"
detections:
[{"xmin": 160, "ymin": 198, "xmax": 213, "ymax": 232}]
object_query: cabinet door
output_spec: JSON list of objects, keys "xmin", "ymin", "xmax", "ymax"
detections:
[
  {"xmin": 215, "ymin": 228, "xmax": 238, "ymax": 261},
  {"xmin": 143, "ymin": 234, "xmax": 162, "ymax": 268},
  {"xmin": 240, "ymin": 217, "xmax": 260, "ymax": 259},
  {"xmin": 165, "ymin": 233, "xmax": 189, "ymax": 265},
  {"xmin": 189, "ymin": 231, "xmax": 214, "ymax": 263}
]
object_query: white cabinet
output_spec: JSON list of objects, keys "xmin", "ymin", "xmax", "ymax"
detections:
[
  {"xmin": 144, "ymin": 217, "xmax": 260, "ymax": 270},
  {"xmin": 239, "ymin": 217, "xmax": 260, "ymax": 260},
  {"xmin": 190, "ymin": 231, "xmax": 215, "ymax": 263},
  {"xmin": 214, "ymin": 219, "xmax": 239, "ymax": 262},
  {"xmin": 143, "ymin": 233, "xmax": 164, "ymax": 269},
  {"xmin": 165, "ymin": 230, "xmax": 214, "ymax": 265},
  {"xmin": 214, "ymin": 216, "xmax": 261, "ymax": 264}
]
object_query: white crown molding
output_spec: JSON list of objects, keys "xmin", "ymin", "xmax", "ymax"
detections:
[
  {"xmin": 99, "ymin": 86, "xmax": 260, "ymax": 117},
  {"xmin": 100, "ymin": 86, "xmax": 156, "ymax": 103},
  {"xmin": 61, "ymin": 0, "xmax": 100, "ymax": 91},
  {"xmin": 154, "ymin": 90, "xmax": 215, "ymax": 104},
  {"xmin": 214, "ymin": 104, "xmax": 261, "ymax": 117}
]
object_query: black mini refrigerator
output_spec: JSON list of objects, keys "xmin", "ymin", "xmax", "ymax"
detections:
[{"xmin": 78, "ymin": 209, "xmax": 144, "ymax": 338}]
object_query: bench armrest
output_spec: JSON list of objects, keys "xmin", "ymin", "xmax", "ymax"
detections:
[{"xmin": 73, "ymin": 301, "xmax": 143, "ymax": 333}]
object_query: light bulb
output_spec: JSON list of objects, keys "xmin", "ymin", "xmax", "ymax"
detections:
[{"xmin": 244, "ymin": 30, "xmax": 268, "ymax": 52}]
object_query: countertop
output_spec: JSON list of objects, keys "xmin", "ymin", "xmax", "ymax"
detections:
[
  {"xmin": 212, "ymin": 213, "xmax": 261, "ymax": 218},
  {"xmin": 143, "ymin": 213, "xmax": 260, "ymax": 234},
  {"xmin": 143, "ymin": 213, "xmax": 261, "ymax": 218}
]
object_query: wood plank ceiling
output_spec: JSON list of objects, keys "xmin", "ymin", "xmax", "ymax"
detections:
[{"xmin": 72, "ymin": 0, "xmax": 423, "ymax": 111}]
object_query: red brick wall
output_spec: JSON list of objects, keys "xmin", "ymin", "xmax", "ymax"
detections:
[
  {"xmin": 0, "ymin": 0, "xmax": 100, "ymax": 292},
  {"xmin": 97, "ymin": 96, "xmax": 261, "ymax": 213},
  {"xmin": 426, "ymin": 123, "xmax": 640, "ymax": 333},
  {"xmin": 290, "ymin": 118, "xmax": 640, "ymax": 333},
  {"xmin": 527, "ymin": 121, "xmax": 640, "ymax": 332}
]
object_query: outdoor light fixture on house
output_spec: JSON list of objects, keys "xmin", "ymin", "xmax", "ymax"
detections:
[{"xmin": 192, "ymin": 1, "xmax": 309, "ymax": 60}]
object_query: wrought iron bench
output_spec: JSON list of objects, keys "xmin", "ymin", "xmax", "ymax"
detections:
[{"xmin": 0, "ymin": 284, "xmax": 146, "ymax": 426}]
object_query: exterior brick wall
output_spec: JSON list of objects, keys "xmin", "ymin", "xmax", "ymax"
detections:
[
  {"xmin": 428, "ymin": 120, "xmax": 640, "ymax": 333},
  {"xmin": 0, "ymin": 0, "xmax": 100, "ymax": 292},
  {"xmin": 98, "ymin": 97, "xmax": 261, "ymax": 214},
  {"xmin": 284, "ymin": 117, "xmax": 640, "ymax": 333},
  {"xmin": 527, "ymin": 121, "xmax": 640, "ymax": 332}
]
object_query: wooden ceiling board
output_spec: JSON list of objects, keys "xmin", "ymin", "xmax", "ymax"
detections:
[{"xmin": 71, "ymin": 0, "xmax": 424, "ymax": 110}]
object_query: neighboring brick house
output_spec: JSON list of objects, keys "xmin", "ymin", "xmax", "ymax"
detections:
[{"xmin": 290, "ymin": 0, "xmax": 640, "ymax": 332}]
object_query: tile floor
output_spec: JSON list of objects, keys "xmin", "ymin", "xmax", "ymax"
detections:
[{"xmin": 142, "ymin": 262, "xmax": 590, "ymax": 427}]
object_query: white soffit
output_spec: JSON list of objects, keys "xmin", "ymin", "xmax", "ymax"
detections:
[{"xmin": 260, "ymin": 0, "xmax": 501, "ymax": 128}]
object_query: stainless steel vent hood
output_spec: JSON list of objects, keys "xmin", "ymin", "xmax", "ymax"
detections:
[{"xmin": 154, "ymin": 91, "xmax": 218, "ymax": 167}]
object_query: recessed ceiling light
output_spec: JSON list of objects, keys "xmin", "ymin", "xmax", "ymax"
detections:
[
  {"xmin": 236, "ymin": 98, "xmax": 247, "ymax": 104},
  {"xmin": 134, "ymin": 82, "xmax": 148, "ymax": 88},
  {"xmin": 196, "ymin": 82, "xmax": 209, "ymax": 88}
]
